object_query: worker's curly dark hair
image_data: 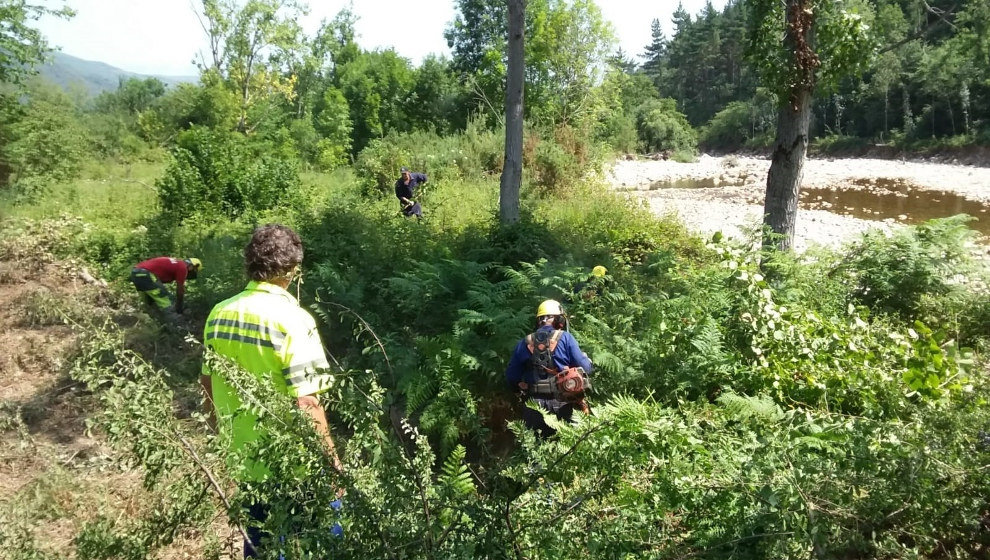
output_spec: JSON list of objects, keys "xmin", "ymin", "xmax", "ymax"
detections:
[{"xmin": 244, "ymin": 224, "xmax": 303, "ymax": 281}]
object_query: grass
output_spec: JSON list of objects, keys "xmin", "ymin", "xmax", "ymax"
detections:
[
  {"xmin": 890, "ymin": 132, "xmax": 990, "ymax": 154},
  {"xmin": 0, "ymin": 160, "xmax": 163, "ymax": 227}
]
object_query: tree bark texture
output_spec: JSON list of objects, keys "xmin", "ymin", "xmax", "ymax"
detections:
[
  {"xmin": 764, "ymin": 88, "xmax": 812, "ymax": 251},
  {"xmin": 763, "ymin": 0, "xmax": 817, "ymax": 252},
  {"xmin": 500, "ymin": 0, "xmax": 525, "ymax": 225}
]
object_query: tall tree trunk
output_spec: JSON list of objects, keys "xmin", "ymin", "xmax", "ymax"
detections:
[
  {"xmin": 883, "ymin": 86, "xmax": 889, "ymax": 138},
  {"xmin": 931, "ymin": 94, "xmax": 936, "ymax": 138},
  {"xmin": 961, "ymin": 81, "xmax": 971, "ymax": 134},
  {"xmin": 763, "ymin": 0, "xmax": 817, "ymax": 252},
  {"xmin": 902, "ymin": 87, "xmax": 914, "ymax": 137},
  {"xmin": 499, "ymin": 0, "xmax": 525, "ymax": 225},
  {"xmin": 764, "ymin": 88, "xmax": 813, "ymax": 251},
  {"xmin": 946, "ymin": 95, "xmax": 955, "ymax": 135},
  {"xmin": 498, "ymin": 0, "xmax": 526, "ymax": 224}
]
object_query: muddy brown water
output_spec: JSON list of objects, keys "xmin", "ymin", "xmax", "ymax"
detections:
[
  {"xmin": 647, "ymin": 176, "xmax": 990, "ymax": 236},
  {"xmin": 800, "ymin": 178, "xmax": 990, "ymax": 236}
]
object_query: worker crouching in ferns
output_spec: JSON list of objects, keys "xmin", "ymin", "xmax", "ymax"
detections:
[{"xmin": 505, "ymin": 299, "xmax": 593, "ymax": 438}]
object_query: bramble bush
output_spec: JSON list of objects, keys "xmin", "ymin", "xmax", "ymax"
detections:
[
  {"xmin": 354, "ymin": 123, "xmax": 502, "ymax": 196},
  {"xmin": 527, "ymin": 123, "xmax": 604, "ymax": 194},
  {"xmin": 354, "ymin": 122, "xmax": 609, "ymax": 199}
]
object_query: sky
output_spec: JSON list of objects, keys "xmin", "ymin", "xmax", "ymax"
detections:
[{"xmin": 37, "ymin": 0, "xmax": 729, "ymax": 77}]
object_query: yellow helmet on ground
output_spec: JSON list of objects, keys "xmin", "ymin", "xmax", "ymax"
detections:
[
  {"xmin": 536, "ymin": 299, "xmax": 563, "ymax": 317},
  {"xmin": 592, "ymin": 265, "xmax": 607, "ymax": 278},
  {"xmin": 186, "ymin": 258, "xmax": 203, "ymax": 271}
]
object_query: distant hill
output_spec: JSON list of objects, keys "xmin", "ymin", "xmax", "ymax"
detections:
[{"xmin": 38, "ymin": 52, "xmax": 197, "ymax": 96}]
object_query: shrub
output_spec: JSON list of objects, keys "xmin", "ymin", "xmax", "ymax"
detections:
[
  {"xmin": 811, "ymin": 133, "xmax": 870, "ymax": 154},
  {"xmin": 353, "ymin": 136, "xmax": 412, "ymax": 195},
  {"xmin": 699, "ymin": 91, "xmax": 776, "ymax": 151},
  {"xmin": 525, "ymin": 124, "xmax": 599, "ymax": 194},
  {"xmin": 597, "ymin": 112, "xmax": 638, "ymax": 153},
  {"xmin": 353, "ymin": 124, "xmax": 503, "ymax": 196},
  {"xmin": 669, "ymin": 149, "xmax": 697, "ymax": 163},
  {"xmin": 634, "ymin": 98, "xmax": 697, "ymax": 154},
  {"xmin": 3, "ymin": 84, "xmax": 90, "ymax": 192},
  {"xmin": 80, "ymin": 227, "xmax": 148, "ymax": 273},
  {"xmin": 85, "ymin": 113, "xmax": 149, "ymax": 160},
  {"xmin": 288, "ymin": 118, "xmax": 320, "ymax": 164},
  {"xmin": 533, "ymin": 140, "xmax": 580, "ymax": 193},
  {"xmin": 312, "ymin": 87, "xmax": 353, "ymax": 171},
  {"xmin": 699, "ymin": 100, "xmax": 754, "ymax": 151},
  {"xmin": 459, "ymin": 116, "xmax": 503, "ymax": 176},
  {"xmin": 316, "ymin": 138, "xmax": 350, "ymax": 171},
  {"xmin": 150, "ymin": 79, "xmax": 239, "ymax": 136},
  {"xmin": 155, "ymin": 127, "xmax": 300, "ymax": 222},
  {"xmin": 844, "ymin": 216, "xmax": 977, "ymax": 318}
]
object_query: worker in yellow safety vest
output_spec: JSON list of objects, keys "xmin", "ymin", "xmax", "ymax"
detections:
[{"xmin": 200, "ymin": 223, "xmax": 342, "ymax": 558}]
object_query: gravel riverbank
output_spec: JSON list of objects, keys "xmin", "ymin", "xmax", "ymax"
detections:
[{"xmin": 608, "ymin": 155, "xmax": 990, "ymax": 251}]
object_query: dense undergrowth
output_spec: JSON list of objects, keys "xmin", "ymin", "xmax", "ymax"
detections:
[
  {"xmin": 2, "ymin": 125, "xmax": 990, "ymax": 558},
  {"xmin": 3, "ymin": 0, "xmax": 989, "ymax": 555}
]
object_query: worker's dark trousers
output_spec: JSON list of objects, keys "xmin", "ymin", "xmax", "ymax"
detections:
[{"xmin": 522, "ymin": 399, "xmax": 575, "ymax": 439}]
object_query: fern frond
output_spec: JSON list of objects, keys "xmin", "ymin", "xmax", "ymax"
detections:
[
  {"xmin": 716, "ymin": 392, "xmax": 785, "ymax": 422},
  {"xmin": 403, "ymin": 369, "xmax": 440, "ymax": 415},
  {"xmin": 596, "ymin": 394, "xmax": 651, "ymax": 427},
  {"xmin": 690, "ymin": 320, "xmax": 726, "ymax": 361},
  {"xmin": 439, "ymin": 445, "xmax": 476, "ymax": 497},
  {"xmin": 591, "ymin": 349, "xmax": 624, "ymax": 376}
]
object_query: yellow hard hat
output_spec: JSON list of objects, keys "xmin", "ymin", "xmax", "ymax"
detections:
[
  {"xmin": 536, "ymin": 299, "xmax": 563, "ymax": 317},
  {"xmin": 186, "ymin": 257, "xmax": 203, "ymax": 271},
  {"xmin": 592, "ymin": 265, "xmax": 607, "ymax": 278}
]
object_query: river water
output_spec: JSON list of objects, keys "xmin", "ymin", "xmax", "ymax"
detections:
[
  {"xmin": 610, "ymin": 156, "xmax": 990, "ymax": 250},
  {"xmin": 646, "ymin": 176, "xmax": 990, "ymax": 237},
  {"xmin": 801, "ymin": 178, "xmax": 990, "ymax": 236}
]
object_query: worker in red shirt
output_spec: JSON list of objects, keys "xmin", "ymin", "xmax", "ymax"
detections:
[{"xmin": 130, "ymin": 257, "xmax": 202, "ymax": 315}]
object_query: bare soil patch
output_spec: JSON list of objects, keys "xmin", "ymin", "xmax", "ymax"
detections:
[{"xmin": 0, "ymin": 246, "xmax": 234, "ymax": 558}]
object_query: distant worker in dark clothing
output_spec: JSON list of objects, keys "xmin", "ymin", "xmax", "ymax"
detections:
[
  {"xmin": 395, "ymin": 166, "xmax": 427, "ymax": 218},
  {"xmin": 505, "ymin": 299, "xmax": 593, "ymax": 438},
  {"xmin": 130, "ymin": 257, "xmax": 201, "ymax": 315}
]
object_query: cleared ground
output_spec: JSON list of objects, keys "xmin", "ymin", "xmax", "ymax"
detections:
[{"xmin": 0, "ymin": 241, "xmax": 236, "ymax": 559}]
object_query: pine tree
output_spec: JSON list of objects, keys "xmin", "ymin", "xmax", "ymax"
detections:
[
  {"xmin": 641, "ymin": 19, "xmax": 667, "ymax": 83},
  {"xmin": 608, "ymin": 47, "xmax": 637, "ymax": 74}
]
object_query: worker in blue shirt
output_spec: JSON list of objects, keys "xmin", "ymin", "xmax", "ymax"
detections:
[
  {"xmin": 395, "ymin": 166, "xmax": 427, "ymax": 218},
  {"xmin": 505, "ymin": 299, "xmax": 593, "ymax": 437}
]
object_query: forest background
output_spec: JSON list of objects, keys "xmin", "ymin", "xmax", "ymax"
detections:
[{"xmin": 2, "ymin": 0, "xmax": 990, "ymax": 558}]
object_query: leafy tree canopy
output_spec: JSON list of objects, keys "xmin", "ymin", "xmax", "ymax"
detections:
[{"xmin": 0, "ymin": 0, "xmax": 73, "ymax": 84}]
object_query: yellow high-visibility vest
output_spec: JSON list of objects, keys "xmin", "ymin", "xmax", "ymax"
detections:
[{"xmin": 203, "ymin": 281, "xmax": 333, "ymax": 480}]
